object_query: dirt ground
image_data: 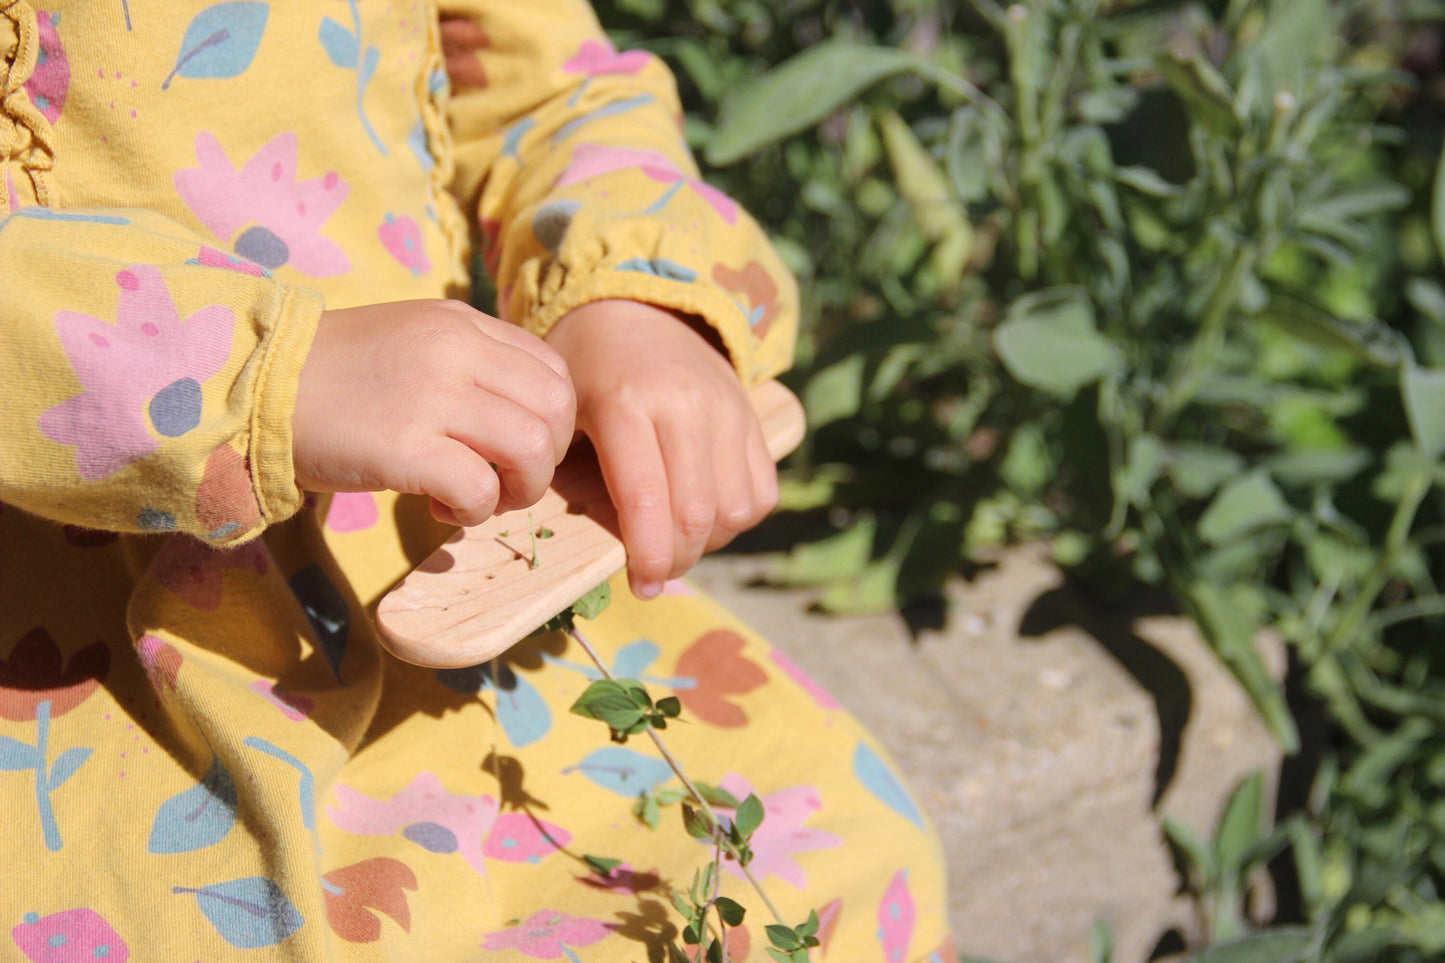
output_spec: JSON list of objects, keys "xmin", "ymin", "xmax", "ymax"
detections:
[{"xmin": 689, "ymin": 544, "xmax": 1285, "ymax": 963}]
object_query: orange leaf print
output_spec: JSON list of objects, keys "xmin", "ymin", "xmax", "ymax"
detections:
[
  {"xmin": 673, "ymin": 629, "xmax": 767, "ymax": 728},
  {"xmin": 323, "ymin": 857, "xmax": 418, "ymax": 943}
]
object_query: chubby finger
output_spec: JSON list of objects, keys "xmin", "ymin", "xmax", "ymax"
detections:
[
  {"xmin": 464, "ymin": 345, "xmax": 575, "ymax": 464},
  {"xmin": 658, "ymin": 412, "xmax": 717, "ymax": 581},
  {"xmin": 455, "ymin": 301, "xmax": 573, "ymax": 382},
  {"xmin": 446, "ymin": 393, "xmax": 561, "ymax": 513},
  {"xmin": 411, "ymin": 437, "xmax": 501, "ymax": 527},
  {"xmin": 705, "ymin": 412, "xmax": 756, "ymax": 554},
  {"xmin": 746, "ymin": 414, "xmax": 781, "ymax": 518},
  {"xmin": 591, "ymin": 411, "xmax": 673, "ymax": 600}
]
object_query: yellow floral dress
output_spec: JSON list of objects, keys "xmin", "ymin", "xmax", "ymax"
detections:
[{"xmin": 0, "ymin": 1, "xmax": 952, "ymax": 959}]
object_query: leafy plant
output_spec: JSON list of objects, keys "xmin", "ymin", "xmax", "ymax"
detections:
[{"xmin": 591, "ymin": 0, "xmax": 1445, "ymax": 959}]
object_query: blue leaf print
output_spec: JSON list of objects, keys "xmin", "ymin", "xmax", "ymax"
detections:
[
  {"xmin": 47, "ymin": 746, "xmax": 91, "ymax": 790},
  {"xmin": 0, "ymin": 735, "xmax": 40, "ymax": 770},
  {"xmin": 554, "ymin": 94, "xmax": 654, "ymax": 143},
  {"xmin": 615, "ymin": 258, "xmax": 698, "ymax": 283},
  {"xmin": 853, "ymin": 741, "xmax": 924, "ymax": 829},
  {"xmin": 566, "ymin": 747, "xmax": 673, "ymax": 796},
  {"xmin": 492, "ymin": 672, "xmax": 552, "ymax": 748},
  {"xmin": 323, "ymin": 0, "xmax": 386, "ymax": 154},
  {"xmin": 501, "ymin": 117, "xmax": 536, "ymax": 160},
  {"xmin": 612, "ymin": 640, "xmax": 661, "ymax": 679},
  {"xmin": 162, "ymin": 2, "xmax": 269, "ymax": 90},
  {"xmin": 244, "ymin": 737, "xmax": 316, "ymax": 832},
  {"xmin": 148, "ymin": 757, "xmax": 238, "ymax": 854},
  {"xmin": 173, "ymin": 877, "xmax": 303, "ymax": 949},
  {"xmin": 317, "ymin": 17, "xmax": 358, "ymax": 68}
]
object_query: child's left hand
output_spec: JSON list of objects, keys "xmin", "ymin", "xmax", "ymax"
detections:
[{"xmin": 545, "ymin": 300, "xmax": 779, "ymax": 600}]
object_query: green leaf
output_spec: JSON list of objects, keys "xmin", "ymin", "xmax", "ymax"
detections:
[
  {"xmin": 708, "ymin": 41, "xmax": 924, "ymax": 165},
  {"xmin": 1402, "ymin": 365, "xmax": 1445, "ymax": 459},
  {"xmin": 803, "ymin": 354, "xmax": 866, "ymax": 428},
  {"xmin": 714, "ymin": 896, "xmax": 746, "ymax": 927},
  {"xmin": 993, "ymin": 291, "xmax": 1120, "ymax": 398},
  {"xmin": 570, "ymin": 680, "xmax": 646, "ymax": 730},
  {"xmin": 736, "ymin": 793, "xmax": 765, "ymax": 838},
  {"xmin": 1181, "ymin": 580, "xmax": 1299, "ymax": 752},
  {"xmin": 796, "ymin": 910, "xmax": 820, "ymax": 940},
  {"xmin": 1187, "ymin": 929, "xmax": 1314, "ymax": 963},
  {"xmin": 1215, "ymin": 771, "xmax": 1266, "ymax": 879},
  {"xmin": 693, "ymin": 782, "xmax": 741, "ymax": 809},
  {"xmin": 1162, "ymin": 814, "xmax": 1215, "ymax": 887},
  {"xmin": 1262, "ymin": 448, "xmax": 1371, "ymax": 488},
  {"xmin": 1169, "ymin": 445, "xmax": 1246, "ymax": 500},
  {"xmin": 1155, "ymin": 47, "xmax": 1241, "ymax": 139},
  {"xmin": 573, "ymin": 581, "xmax": 612, "ymax": 620},
  {"xmin": 1091, "ymin": 918, "xmax": 1115, "ymax": 963},
  {"xmin": 1257, "ymin": 297, "xmax": 1409, "ymax": 368},
  {"xmin": 766, "ymin": 924, "xmax": 803, "ymax": 951},
  {"xmin": 878, "ymin": 110, "xmax": 972, "ymax": 273},
  {"xmin": 1119, "ymin": 434, "xmax": 1165, "ymax": 507},
  {"xmin": 655, "ymin": 696, "xmax": 681, "ymax": 718},
  {"xmin": 1197, "ymin": 470, "xmax": 1292, "ymax": 546},
  {"xmin": 681, "ymin": 803, "xmax": 715, "ymax": 840},
  {"xmin": 1116, "ymin": 166, "xmax": 1184, "ymax": 197},
  {"xmin": 774, "ymin": 516, "xmax": 875, "ymax": 587},
  {"xmin": 583, "ymin": 854, "xmax": 623, "ymax": 875}
]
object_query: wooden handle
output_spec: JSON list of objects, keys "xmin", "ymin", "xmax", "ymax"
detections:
[{"xmin": 374, "ymin": 381, "xmax": 805, "ymax": 668}]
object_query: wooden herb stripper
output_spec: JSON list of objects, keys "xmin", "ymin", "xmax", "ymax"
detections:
[{"xmin": 374, "ymin": 380, "xmax": 805, "ymax": 668}]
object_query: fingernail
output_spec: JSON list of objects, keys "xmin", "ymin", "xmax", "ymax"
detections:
[{"xmin": 636, "ymin": 581, "xmax": 662, "ymax": 600}]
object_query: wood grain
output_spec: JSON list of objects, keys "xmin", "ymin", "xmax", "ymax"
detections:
[{"xmin": 374, "ymin": 380, "xmax": 805, "ymax": 667}]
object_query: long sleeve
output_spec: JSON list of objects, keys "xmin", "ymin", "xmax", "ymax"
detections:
[
  {"xmin": 438, "ymin": 0, "xmax": 796, "ymax": 387},
  {"xmin": 0, "ymin": 205, "xmax": 322, "ymax": 543}
]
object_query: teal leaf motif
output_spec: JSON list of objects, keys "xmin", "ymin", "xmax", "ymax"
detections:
[
  {"xmin": 614, "ymin": 258, "xmax": 698, "ymax": 283},
  {"xmin": 148, "ymin": 757, "xmax": 238, "ymax": 854},
  {"xmin": 0, "ymin": 735, "xmax": 39, "ymax": 770},
  {"xmin": 566, "ymin": 747, "xmax": 673, "ymax": 796},
  {"xmin": 853, "ymin": 741, "xmax": 924, "ymax": 828},
  {"xmin": 318, "ymin": 17, "xmax": 358, "ymax": 68},
  {"xmin": 47, "ymin": 746, "xmax": 91, "ymax": 790},
  {"xmin": 244, "ymin": 737, "xmax": 316, "ymax": 832},
  {"xmin": 174, "ymin": 877, "xmax": 304, "ymax": 949},
  {"xmin": 163, "ymin": 2, "xmax": 269, "ymax": 90}
]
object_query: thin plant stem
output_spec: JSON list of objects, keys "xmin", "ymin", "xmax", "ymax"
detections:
[{"xmin": 568, "ymin": 623, "xmax": 786, "ymax": 926}]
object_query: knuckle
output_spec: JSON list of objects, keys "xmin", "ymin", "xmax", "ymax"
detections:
[
  {"xmin": 512, "ymin": 421, "xmax": 555, "ymax": 469},
  {"xmin": 675, "ymin": 503, "xmax": 715, "ymax": 540},
  {"xmin": 717, "ymin": 500, "xmax": 757, "ymax": 532},
  {"xmin": 620, "ymin": 483, "xmax": 668, "ymax": 516},
  {"xmin": 534, "ymin": 377, "xmax": 576, "ymax": 426}
]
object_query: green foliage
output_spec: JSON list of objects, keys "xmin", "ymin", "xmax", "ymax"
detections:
[{"xmin": 592, "ymin": 0, "xmax": 1445, "ymax": 959}]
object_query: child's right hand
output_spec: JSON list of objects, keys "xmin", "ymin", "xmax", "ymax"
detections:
[{"xmin": 292, "ymin": 300, "xmax": 575, "ymax": 527}]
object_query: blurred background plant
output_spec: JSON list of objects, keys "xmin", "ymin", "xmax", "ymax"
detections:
[{"xmin": 582, "ymin": 0, "xmax": 1445, "ymax": 960}]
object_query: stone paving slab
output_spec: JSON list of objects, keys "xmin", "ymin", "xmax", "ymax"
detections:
[{"xmin": 690, "ymin": 544, "xmax": 1284, "ymax": 963}]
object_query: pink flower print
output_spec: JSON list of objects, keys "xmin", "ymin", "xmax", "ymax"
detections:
[
  {"xmin": 555, "ymin": 144, "xmax": 737, "ymax": 224},
  {"xmin": 5, "ymin": 168, "xmax": 21, "ymax": 212},
  {"xmin": 38, "ymin": 266, "xmax": 235, "ymax": 479},
  {"xmin": 150, "ymin": 536, "xmax": 270, "ymax": 612},
  {"xmin": 717, "ymin": 774, "xmax": 842, "ymax": 889},
  {"xmin": 175, "ymin": 132, "xmax": 350, "ymax": 276},
  {"xmin": 137, "ymin": 633, "xmax": 182, "ymax": 702},
  {"xmin": 479, "ymin": 910, "xmax": 613, "ymax": 959},
  {"xmin": 12, "ymin": 908, "xmax": 128, "ymax": 962},
  {"xmin": 482, "ymin": 811, "xmax": 571, "ymax": 863},
  {"xmin": 877, "ymin": 870, "xmax": 916, "ymax": 963},
  {"xmin": 377, "ymin": 214, "xmax": 432, "ymax": 276},
  {"xmin": 563, "ymin": 39, "xmax": 650, "ymax": 76},
  {"xmin": 24, "ymin": 11, "xmax": 70, "ymax": 125},
  {"xmin": 195, "ymin": 245, "xmax": 268, "ymax": 277},
  {"xmin": 251, "ymin": 679, "xmax": 315, "ymax": 721},
  {"xmin": 325, "ymin": 491, "xmax": 379, "ymax": 533},
  {"xmin": 328, "ymin": 772, "xmax": 498, "ymax": 874}
]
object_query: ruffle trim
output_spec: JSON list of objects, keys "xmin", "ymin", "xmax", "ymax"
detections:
[
  {"xmin": 0, "ymin": 1, "xmax": 55, "ymax": 213},
  {"xmin": 418, "ymin": 0, "xmax": 472, "ymax": 297}
]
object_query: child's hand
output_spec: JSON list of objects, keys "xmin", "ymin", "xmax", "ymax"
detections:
[
  {"xmin": 293, "ymin": 300, "xmax": 575, "ymax": 526},
  {"xmin": 545, "ymin": 300, "xmax": 780, "ymax": 599}
]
